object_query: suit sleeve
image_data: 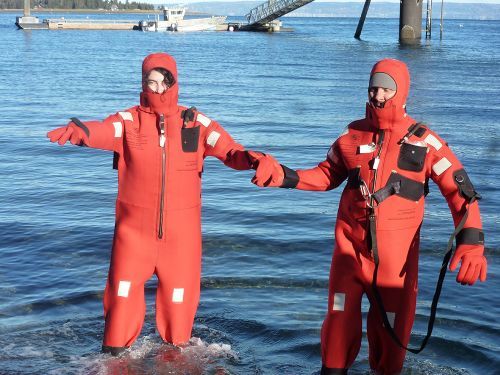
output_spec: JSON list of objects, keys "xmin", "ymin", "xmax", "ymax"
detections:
[
  {"xmin": 201, "ymin": 116, "xmax": 255, "ymax": 170},
  {"xmin": 280, "ymin": 140, "xmax": 348, "ymax": 191},
  {"xmin": 77, "ymin": 110, "xmax": 129, "ymax": 154},
  {"xmin": 427, "ymin": 131, "xmax": 483, "ymax": 245}
]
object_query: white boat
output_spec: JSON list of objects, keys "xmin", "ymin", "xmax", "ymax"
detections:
[{"xmin": 140, "ymin": 7, "xmax": 226, "ymax": 32}]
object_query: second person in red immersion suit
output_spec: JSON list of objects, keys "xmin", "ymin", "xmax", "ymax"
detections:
[
  {"xmin": 252, "ymin": 58, "xmax": 488, "ymax": 374},
  {"xmin": 47, "ymin": 52, "xmax": 276, "ymax": 356}
]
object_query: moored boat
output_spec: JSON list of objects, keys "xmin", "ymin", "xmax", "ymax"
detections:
[{"xmin": 140, "ymin": 7, "xmax": 226, "ymax": 32}]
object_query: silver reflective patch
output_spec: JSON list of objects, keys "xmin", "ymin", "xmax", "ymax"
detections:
[
  {"xmin": 359, "ymin": 143, "xmax": 376, "ymax": 154},
  {"xmin": 332, "ymin": 293, "xmax": 345, "ymax": 311},
  {"xmin": 118, "ymin": 111, "xmax": 133, "ymax": 122},
  {"xmin": 386, "ymin": 312, "xmax": 396, "ymax": 328},
  {"xmin": 327, "ymin": 146, "xmax": 335, "ymax": 161},
  {"xmin": 197, "ymin": 113, "xmax": 211, "ymax": 127},
  {"xmin": 117, "ymin": 281, "xmax": 131, "ymax": 298},
  {"xmin": 432, "ymin": 157, "xmax": 452, "ymax": 176},
  {"xmin": 424, "ymin": 134, "xmax": 442, "ymax": 151},
  {"xmin": 172, "ymin": 288, "xmax": 184, "ymax": 303},
  {"xmin": 112, "ymin": 122, "xmax": 123, "ymax": 138},
  {"xmin": 207, "ymin": 131, "xmax": 221, "ymax": 147}
]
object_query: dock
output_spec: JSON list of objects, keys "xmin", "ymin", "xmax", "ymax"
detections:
[{"xmin": 46, "ymin": 19, "xmax": 139, "ymax": 30}]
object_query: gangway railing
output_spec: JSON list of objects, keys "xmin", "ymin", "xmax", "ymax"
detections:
[{"xmin": 243, "ymin": 0, "xmax": 314, "ymax": 29}]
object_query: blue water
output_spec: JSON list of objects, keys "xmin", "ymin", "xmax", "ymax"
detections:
[{"xmin": 0, "ymin": 12, "xmax": 499, "ymax": 375}]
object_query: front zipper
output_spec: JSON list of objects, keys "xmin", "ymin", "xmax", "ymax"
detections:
[
  {"xmin": 367, "ymin": 129, "xmax": 386, "ymax": 255},
  {"xmin": 158, "ymin": 114, "xmax": 166, "ymax": 239},
  {"xmin": 369, "ymin": 129, "xmax": 386, "ymax": 208}
]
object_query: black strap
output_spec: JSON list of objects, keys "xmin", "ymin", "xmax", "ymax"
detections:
[
  {"xmin": 370, "ymin": 195, "xmax": 478, "ymax": 354},
  {"xmin": 456, "ymin": 227, "xmax": 484, "ymax": 246},
  {"xmin": 181, "ymin": 106, "xmax": 197, "ymax": 128},
  {"xmin": 397, "ymin": 122, "xmax": 424, "ymax": 145},
  {"xmin": 69, "ymin": 117, "xmax": 90, "ymax": 138},
  {"xmin": 280, "ymin": 165, "xmax": 299, "ymax": 189},
  {"xmin": 372, "ymin": 180, "xmax": 401, "ymax": 204}
]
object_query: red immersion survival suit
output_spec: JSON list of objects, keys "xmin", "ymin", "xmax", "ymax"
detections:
[
  {"xmin": 258, "ymin": 59, "xmax": 487, "ymax": 374},
  {"xmin": 48, "ymin": 53, "xmax": 265, "ymax": 354}
]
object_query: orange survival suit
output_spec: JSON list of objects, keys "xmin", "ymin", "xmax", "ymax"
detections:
[
  {"xmin": 253, "ymin": 59, "xmax": 487, "ymax": 374},
  {"xmin": 47, "ymin": 53, "xmax": 269, "ymax": 355}
]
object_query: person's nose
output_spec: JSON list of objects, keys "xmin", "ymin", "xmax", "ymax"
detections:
[
  {"xmin": 375, "ymin": 88, "xmax": 385, "ymax": 102},
  {"xmin": 157, "ymin": 84, "xmax": 165, "ymax": 94}
]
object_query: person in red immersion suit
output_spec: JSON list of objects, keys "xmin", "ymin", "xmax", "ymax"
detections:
[
  {"xmin": 251, "ymin": 58, "xmax": 488, "ymax": 374},
  {"xmin": 47, "ymin": 52, "xmax": 276, "ymax": 356}
]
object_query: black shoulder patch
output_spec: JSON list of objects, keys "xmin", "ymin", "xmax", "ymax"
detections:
[
  {"xmin": 414, "ymin": 126, "xmax": 427, "ymax": 137},
  {"xmin": 181, "ymin": 106, "xmax": 197, "ymax": 128}
]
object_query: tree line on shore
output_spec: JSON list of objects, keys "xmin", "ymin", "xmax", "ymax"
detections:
[{"xmin": 0, "ymin": 0, "xmax": 155, "ymax": 10}]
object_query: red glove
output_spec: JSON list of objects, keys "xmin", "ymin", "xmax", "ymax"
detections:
[
  {"xmin": 251, "ymin": 154, "xmax": 284, "ymax": 187},
  {"xmin": 449, "ymin": 244, "xmax": 487, "ymax": 285},
  {"xmin": 47, "ymin": 118, "xmax": 89, "ymax": 146}
]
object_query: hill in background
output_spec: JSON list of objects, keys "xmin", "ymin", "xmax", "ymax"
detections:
[{"xmin": 187, "ymin": 2, "xmax": 500, "ymax": 20}]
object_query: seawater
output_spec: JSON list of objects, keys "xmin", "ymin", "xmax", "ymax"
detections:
[{"xmin": 0, "ymin": 12, "xmax": 498, "ymax": 375}]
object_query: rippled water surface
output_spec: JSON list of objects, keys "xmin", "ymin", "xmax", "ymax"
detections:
[{"xmin": 0, "ymin": 12, "xmax": 499, "ymax": 375}]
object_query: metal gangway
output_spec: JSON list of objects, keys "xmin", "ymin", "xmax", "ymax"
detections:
[{"xmin": 241, "ymin": 0, "xmax": 315, "ymax": 31}]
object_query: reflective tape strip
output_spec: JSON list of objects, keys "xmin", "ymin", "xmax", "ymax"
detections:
[
  {"xmin": 197, "ymin": 113, "xmax": 211, "ymax": 127},
  {"xmin": 386, "ymin": 312, "xmax": 396, "ymax": 328},
  {"xmin": 432, "ymin": 157, "xmax": 452, "ymax": 176},
  {"xmin": 340, "ymin": 127, "xmax": 349, "ymax": 137},
  {"xmin": 327, "ymin": 146, "xmax": 335, "ymax": 161},
  {"xmin": 172, "ymin": 288, "xmax": 184, "ymax": 303},
  {"xmin": 207, "ymin": 131, "xmax": 221, "ymax": 147},
  {"xmin": 424, "ymin": 134, "xmax": 442, "ymax": 151},
  {"xmin": 118, "ymin": 111, "xmax": 133, "ymax": 122},
  {"xmin": 117, "ymin": 281, "xmax": 131, "ymax": 298},
  {"xmin": 112, "ymin": 122, "xmax": 123, "ymax": 138},
  {"xmin": 332, "ymin": 293, "xmax": 345, "ymax": 311},
  {"xmin": 359, "ymin": 143, "xmax": 376, "ymax": 154}
]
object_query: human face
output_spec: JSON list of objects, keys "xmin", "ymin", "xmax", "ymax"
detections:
[
  {"xmin": 368, "ymin": 87, "xmax": 396, "ymax": 108},
  {"xmin": 146, "ymin": 69, "xmax": 169, "ymax": 94}
]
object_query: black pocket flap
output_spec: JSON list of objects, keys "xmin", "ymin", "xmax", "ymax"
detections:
[{"xmin": 397, "ymin": 143, "xmax": 427, "ymax": 172}]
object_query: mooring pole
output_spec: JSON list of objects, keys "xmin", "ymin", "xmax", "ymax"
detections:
[
  {"xmin": 425, "ymin": 0, "xmax": 433, "ymax": 39},
  {"xmin": 354, "ymin": 0, "xmax": 371, "ymax": 39},
  {"xmin": 24, "ymin": 0, "xmax": 30, "ymax": 17},
  {"xmin": 400, "ymin": 0, "xmax": 423, "ymax": 43},
  {"xmin": 440, "ymin": 0, "xmax": 444, "ymax": 39}
]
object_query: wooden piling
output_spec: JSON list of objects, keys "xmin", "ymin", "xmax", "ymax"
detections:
[{"xmin": 400, "ymin": 0, "xmax": 423, "ymax": 43}]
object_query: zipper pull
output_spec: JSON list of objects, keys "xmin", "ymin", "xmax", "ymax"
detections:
[
  {"xmin": 372, "ymin": 157, "xmax": 380, "ymax": 170},
  {"xmin": 159, "ymin": 114, "xmax": 166, "ymax": 148}
]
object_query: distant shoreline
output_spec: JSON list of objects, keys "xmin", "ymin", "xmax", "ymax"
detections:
[{"xmin": 1, "ymin": 9, "xmax": 160, "ymax": 14}]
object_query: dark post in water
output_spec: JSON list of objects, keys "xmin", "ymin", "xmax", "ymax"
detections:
[{"xmin": 400, "ymin": 0, "xmax": 423, "ymax": 43}]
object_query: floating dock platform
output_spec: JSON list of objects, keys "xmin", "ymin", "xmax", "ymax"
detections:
[{"xmin": 46, "ymin": 19, "xmax": 139, "ymax": 30}]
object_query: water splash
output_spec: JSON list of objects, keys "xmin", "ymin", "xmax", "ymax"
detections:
[{"xmin": 73, "ymin": 336, "xmax": 237, "ymax": 375}]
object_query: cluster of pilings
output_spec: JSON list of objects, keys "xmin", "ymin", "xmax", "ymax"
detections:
[{"xmin": 356, "ymin": 0, "xmax": 444, "ymax": 43}]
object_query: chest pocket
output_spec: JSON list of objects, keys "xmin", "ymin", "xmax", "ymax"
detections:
[
  {"xmin": 181, "ymin": 126, "xmax": 200, "ymax": 152},
  {"xmin": 398, "ymin": 142, "xmax": 427, "ymax": 172}
]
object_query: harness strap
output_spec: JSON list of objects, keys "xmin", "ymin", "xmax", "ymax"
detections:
[
  {"xmin": 372, "ymin": 180, "xmax": 401, "ymax": 204},
  {"xmin": 348, "ymin": 171, "xmax": 426, "ymax": 205},
  {"xmin": 370, "ymin": 195, "xmax": 478, "ymax": 354}
]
